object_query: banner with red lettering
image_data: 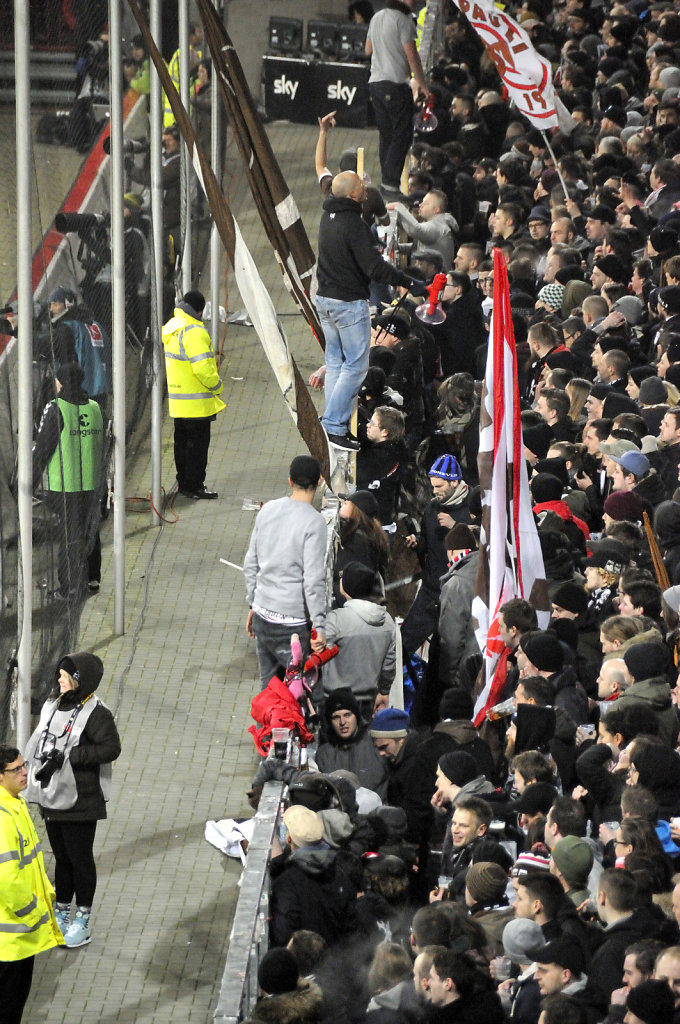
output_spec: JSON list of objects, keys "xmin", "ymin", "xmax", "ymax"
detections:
[{"xmin": 452, "ymin": 0, "xmax": 559, "ymax": 129}]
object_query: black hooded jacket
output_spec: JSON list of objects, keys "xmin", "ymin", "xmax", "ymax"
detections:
[
  {"xmin": 317, "ymin": 195, "xmax": 418, "ymax": 301},
  {"xmin": 41, "ymin": 651, "xmax": 121, "ymax": 822}
]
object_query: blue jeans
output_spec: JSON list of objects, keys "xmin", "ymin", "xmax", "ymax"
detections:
[
  {"xmin": 369, "ymin": 81, "xmax": 414, "ymax": 189},
  {"xmin": 317, "ymin": 295, "xmax": 371, "ymax": 436}
]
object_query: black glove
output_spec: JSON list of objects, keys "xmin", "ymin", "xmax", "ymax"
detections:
[
  {"xmin": 406, "ymin": 278, "xmax": 428, "ymax": 297},
  {"xmin": 34, "ymin": 749, "xmax": 65, "ymax": 785}
]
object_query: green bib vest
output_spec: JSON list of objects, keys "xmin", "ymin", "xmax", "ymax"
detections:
[{"xmin": 45, "ymin": 397, "xmax": 103, "ymax": 493}]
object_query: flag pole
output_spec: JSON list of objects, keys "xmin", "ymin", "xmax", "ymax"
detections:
[{"xmin": 540, "ymin": 130, "xmax": 570, "ymax": 203}]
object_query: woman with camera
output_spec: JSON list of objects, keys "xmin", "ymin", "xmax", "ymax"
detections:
[{"xmin": 24, "ymin": 652, "xmax": 121, "ymax": 949}]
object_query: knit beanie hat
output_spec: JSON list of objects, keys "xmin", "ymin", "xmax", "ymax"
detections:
[
  {"xmin": 530, "ymin": 473, "xmax": 564, "ymax": 504},
  {"xmin": 534, "ymin": 457, "xmax": 569, "ymax": 488},
  {"xmin": 603, "ymin": 491, "xmax": 643, "ymax": 522},
  {"xmin": 283, "ymin": 805, "xmax": 324, "ymax": 847},
  {"xmin": 502, "ymin": 918, "xmax": 545, "ymax": 963},
  {"xmin": 626, "ymin": 980, "xmax": 675, "ymax": 1023},
  {"xmin": 663, "ymin": 584, "xmax": 680, "ymax": 614},
  {"xmin": 551, "ymin": 835, "xmax": 593, "ymax": 886},
  {"xmin": 623, "ymin": 642, "xmax": 670, "ymax": 681},
  {"xmin": 514, "ymin": 781, "xmax": 557, "ymax": 816},
  {"xmin": 552, "ymin": 581, "xmax": 589, "ymax": 615},
  {"xmin": 438, "ymin": 751, "xmax": 478, "ymax": 787},
  {"xmin": 519, "ymin": 630, "xmax": 564, "ymax": 672},
  {"xmin": 370, "ymin": 707, "xmax": 409, "ymax": 737},
  {"xmin": 589, "ymin": 382, "xmax": 611, "ymax": 400},
  {"xmin": 513, "ymin": 846, "xmax": 551, "ymax": 874},
  {"xmin": 465, "ymin": 861, "xmax": 508, "ymax": 904},
  {"xmin": 523, "ymin": 422, "xmax": 554, "ymax": 459},
  {"xmin": 341, "ymin": 561, "xmax": 376, "ymax": 599},
  {"xmin": 638, "ymin": 376, "xmax": 668, "ymax": 405},
  {"xmin": 258, "ymin": 948, "xmax": 300, "ymax": 995},
  {"xmin": 182, "ymin": 289, "xmax": 206, "ymax": 315},
  {"xmin": 537, "ymin": 283, "xmax": 565, "ymax": 311},
  {"xmin": 439, "ymin": 687, "xmax": 474, "ymax": 721},
  {"xmin": 445, "ymin": 524, "xmax": 477, "ymax": 551},
  {"xmin": 325, "ymin": 688, "xmax": 362, "ymax": 721}
]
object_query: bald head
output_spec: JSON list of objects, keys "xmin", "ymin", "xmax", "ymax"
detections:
[{"xmin": 332, "ymin": 171, "xmax": 364, "ymax": 201}]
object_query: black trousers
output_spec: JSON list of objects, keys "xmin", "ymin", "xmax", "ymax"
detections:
[
  {"xmin": 44, "ymin": 491, "xmax": 101, "ymax": 595},
  {"xmin": 173, "ymin": 416, "xmax": 212, "ymax": 492},
  {"xmin": 0, "ymin": 956, "xmax": 34, "ymax": 1024},
  {"xmin": 44, "ymin": 819, "xmax": 98, "ymax": 907}
]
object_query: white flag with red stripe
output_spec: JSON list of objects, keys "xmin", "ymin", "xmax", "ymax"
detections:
[
  {"xmin": 471, "ymin": 250, "xmax": 550, "ymax": 726},
  {"xmin": 452, "ymin": 0, "xmax": 561, "ymax": 130}
]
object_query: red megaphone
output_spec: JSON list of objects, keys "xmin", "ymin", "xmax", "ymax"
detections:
[{"xmin": 415, "ymin": 272, "xmax": 447, "ymax": 325}]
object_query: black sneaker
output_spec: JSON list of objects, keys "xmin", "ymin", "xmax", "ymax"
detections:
[{"xmin": 327, "ymin": 432, "xmax": 361, "ymax": 452}]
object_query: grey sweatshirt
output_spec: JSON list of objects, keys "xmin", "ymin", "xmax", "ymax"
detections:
[{"xmin": 243, "ymin": 497, "xmax": 328, "ymax": 629}]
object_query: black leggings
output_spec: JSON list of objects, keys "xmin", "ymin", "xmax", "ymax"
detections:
[{"xmin": 44, "ymin": 820, "xmax": 97, "ymax": 907}]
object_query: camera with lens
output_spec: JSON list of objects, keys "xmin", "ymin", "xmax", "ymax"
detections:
[
  {"xmin": 34, "ymin": 748, "xmax": 65, "ymax": 785},
  {"xmin": 102, "ymin": 135, "xmax": 149, "ymax": 157}
]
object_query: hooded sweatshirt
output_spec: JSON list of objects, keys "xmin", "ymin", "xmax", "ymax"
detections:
[{"xmin": 323, "ymin": 599, "xmax": 397, "ymax": 697}]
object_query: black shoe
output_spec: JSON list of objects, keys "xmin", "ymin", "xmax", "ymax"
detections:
[
  {"xmin": 181, "ymin": 485, "xmax": 219, "ymax": 499},
  {"xmin": 379, "ymin": 184, "xmax": 409, "ymax": 202},
  {"xmin": 327, "ymin": 432, "xmax": 361, "ymax": 452},
  {"xmin": 88, "ymin": 580, "xmax": 100, "ymax": 593}
]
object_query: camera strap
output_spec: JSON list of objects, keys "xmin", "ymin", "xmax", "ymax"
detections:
[{"xmin": 37, "ymin": 692, "xmax": 95, "ymax": 756}]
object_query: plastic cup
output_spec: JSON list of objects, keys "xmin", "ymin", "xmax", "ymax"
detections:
[{"xmin": 272, "ymin": 727, "xmax": 290, "ymax": 760}]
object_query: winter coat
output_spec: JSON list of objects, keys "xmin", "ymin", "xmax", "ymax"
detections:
[
  {"xmin": 161, "ymin": 303, "xmax": 225, "ymax": 418},
  {"xmin": 423, "ymin": 974, "xmax": 505, "ymax": 1023},
  {"xmin": 25, "ymin": 651, "xmax": 121, "ymax": 823},
  {"xmin": 357, "ymin": 440, "xmax": 407, "ymax": 526},
  {"xmin": 365, "ymin": 979, "xmax": 424, "ymax": 1024},
  {"xmin": 249, "ymin": 676, "xmax": 315, "ymax": 756},
  {"xmin": 616, "ymin": 675, "xmax": 679, "ymax": 749},
  {"xmin": 632, "ymin": 743, "xmax": 680, "ymax": 817},
  {"xmin": 315, "ymin": 723, "xmax": 388, "ymax": 798},
  {"xmin": 581, "ymin": 908, "xmax": 662, "ymax": 1014},
  {"xmin": 383, "ymin": 730, "xmax": 434, "ymax": 847},
  {"xmin": 0, "ymin": 786, "xmax": 64, "ymax": 960},
  {"xmin": 415, "ymin": 490, "xmax": 472, "ymax": 595},
  {"xmin": 270, "ymin": 845, "xmax": 355, "ymax": 947},
  {"xmin": 242, "ymin": 979, "xmax": 324, "ymax": 1024},
  {"xmin": 322, "ymin": 599, "xmax": 397, "ymax": 698},
  {"xmin": 575, "ymin": 743, "xmax": 625, "ymax": 824},
  {"xmin": 549, "ymin": 665, "xmax": 589, "ymax": 726},
  {"xmin": 438, "ymin": 552, "xmax": 480, "ymax": 686}
]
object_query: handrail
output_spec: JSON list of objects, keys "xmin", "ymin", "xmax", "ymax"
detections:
[{"xmin": 212, "ymin": 778, "xmax": 283, "ymax": 1024}]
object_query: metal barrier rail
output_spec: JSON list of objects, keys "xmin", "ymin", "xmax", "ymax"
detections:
[{"xmin": 212, "ymin": 778, "xmax": 284, "ymax": 1024}]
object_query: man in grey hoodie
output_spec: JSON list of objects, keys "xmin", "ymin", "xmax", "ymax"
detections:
[{"xmin": 321, "ymin": 561, "xmax": 396, "ymax": 718}]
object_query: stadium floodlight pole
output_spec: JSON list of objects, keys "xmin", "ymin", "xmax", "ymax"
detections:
[
  {"xmin": 150, "ymin": 0, "xmax": 163, "ymax": 525},
  {"xmin": 14, "ymin": 0, "xmax": 33, "ymax": 749},
  {"xmin": 109, "ymin": 0, "xmax": 126, "ymax": 634},
  {"xmin": 209, "ymin": 3, "xmax": 223, "ymax": 356},
  {"xmin": 179, "ymin": 0, "xmax": 192, "ymax": 292}
]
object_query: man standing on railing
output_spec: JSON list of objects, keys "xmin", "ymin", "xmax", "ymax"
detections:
[{"xmin": 366, "ymin": 0, "xmax": 429, "ymax": 199}]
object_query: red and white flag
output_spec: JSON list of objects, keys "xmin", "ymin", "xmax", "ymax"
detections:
[
  {"xmin": 452, "ymin": 0, "xmax": 564, "ymax": 130},
  {"xmin": 471, "ymin": 250, "xmax": 550, "ymax": 726}
]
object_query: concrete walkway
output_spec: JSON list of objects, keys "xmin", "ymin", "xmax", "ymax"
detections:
[{"xmin": 24, "ymin": 116, "xmax": 377, "ymax": 1023}]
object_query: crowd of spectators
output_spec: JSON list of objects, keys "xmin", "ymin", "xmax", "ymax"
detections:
[{"xmin": 243, "ymin": 1, "xmax": 680, "ymax": 1022}]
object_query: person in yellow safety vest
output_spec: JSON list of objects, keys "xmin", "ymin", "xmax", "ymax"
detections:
[
  {"xmin": 32, "ymin": 362, "xmax": 105, "ymax": 599},
  {"xmin": 162, "ymin": 289, "xmax": 225, "ymax": 499},
  {"xmin": 163, "ymin": 21, "xmax": 203, "ymax": 127},
  {"xmin": 0, "ymin": 745, "xmax": 64, "ymax": 1023}
]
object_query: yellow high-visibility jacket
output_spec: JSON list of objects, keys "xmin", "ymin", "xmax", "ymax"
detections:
[
  {"xmin": 0, "ymin": 786, "xmax": 64, "ymax": 961},
  {"xmin": 162, "ymin": 306, "xmax": 225, "ymax": 418}
]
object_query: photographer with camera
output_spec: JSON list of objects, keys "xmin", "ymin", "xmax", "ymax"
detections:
[{"xmin": 24, "ymin": 652, "xmax": 120, "ymax": 950}]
